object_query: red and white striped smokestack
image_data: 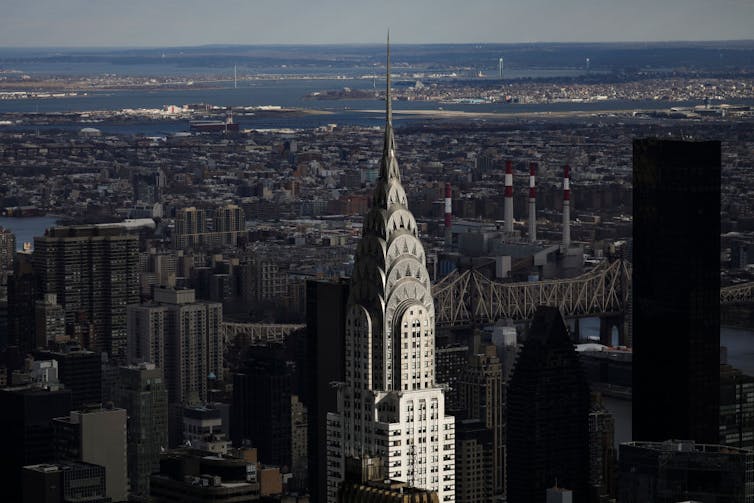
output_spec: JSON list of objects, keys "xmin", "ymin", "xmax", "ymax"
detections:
[
  {"xmin": 504, "ymin": 160, "xmax": 514, "ymax": 233},
  {"xmin": 528, "ymin": 162, "xmax": 537, "ymax": 242},
  {"xmin": 444, "ymin": 183, "xmax": 452, "ymax": 246},
  {"xmin": 562, "ymin": 164, "xmax": 571, "ymax": 247}
]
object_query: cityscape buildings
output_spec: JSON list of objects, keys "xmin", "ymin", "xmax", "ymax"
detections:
[
  {"xmin": 52, "ymin": 405, "xmax": 129, "ymax": 502},
  {"xmin": 632, "ymin": 138, "xmax": 722, "ymax": 444},
  {"xmin": 113, "ymin": 363, "xmax": 168, "ymax": 500},
  {"xmin": 326, "ymin": 43, "xmax": 456, "ymax": 502}
]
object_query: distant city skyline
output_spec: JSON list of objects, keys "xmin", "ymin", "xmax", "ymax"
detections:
[{"xmin": 1, "ymin": 0, "xmax": 753, "ymax": 47}]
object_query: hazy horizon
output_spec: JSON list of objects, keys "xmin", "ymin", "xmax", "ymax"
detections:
[{"xmin": 1, "ymin": 0, "xmax": 753, "ymax": 48}]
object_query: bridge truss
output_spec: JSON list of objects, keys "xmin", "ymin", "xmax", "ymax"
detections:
[{"xmin": 433, "ymin": 259, "xmax": 754, "ymax": 327}]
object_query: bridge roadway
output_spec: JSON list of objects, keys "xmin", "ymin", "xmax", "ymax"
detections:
[{"xmin": 432, "ymin": 259, "xmax": 754, "ymax": 328}]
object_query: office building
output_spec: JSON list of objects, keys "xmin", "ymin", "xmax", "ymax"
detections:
[
  {"xmin": 0, "ymin": 385, "xmax": 72, "ymax": 502},
  {"xmin": 33, "ymin": 225, "xmax": 139, "ymax": 362},
  {"xmin": 506, "ymin": 306, "xmax": 590, "ymax": 502},
  {"xmin": 232, "ymin": 345, "xmax": 293, "ymax": 468},
  {"xmin": 633, "ymin": 139, "xmax": 721, "ymax": 443},
  {"xmin": 37, "ymin": 344, "xmax": 102, "ymax": 410},
  {"xmin": 53, "ymin": 405, "xmax": 129, "ymax": 502},
  {"xmin": 326, "ymin": 42, "xmax": 455, "ymax": 502},
  {"xmin": 303, "ymin": 279, "xmax": 349, "ymax": 503},
  {"xmin": 457, "ymin": 345, "xmax": 504, "ymax": 498},
  {"xmin": 112, "ymin": 363, "xmax": 168, "ymax": 499},
  {"xmin": 23, "ymin": 462, "xmax": 110, "ymax": 503},
  {"xmin": 618, "ymin": 440, "xmax": 753, "ymax": 502}
]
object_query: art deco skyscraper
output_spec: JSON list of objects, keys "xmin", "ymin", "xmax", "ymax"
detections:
[
  {"xmin": 326, "ymin": 37, "xmax": 456, "ymax": 503},
  {"xmin": 632, "ymin": 139, "xmax": 721, "ymax": 444}
]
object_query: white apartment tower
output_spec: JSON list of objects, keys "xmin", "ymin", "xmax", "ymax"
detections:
[{"xmin": 326, "ymin": 36, "xmax": 456, "ymax": 502}]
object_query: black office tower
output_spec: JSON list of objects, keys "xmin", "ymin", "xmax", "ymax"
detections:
[
  {"xmin": 633, "ymin": 138, "xmax": 721, "ymax": 444},
  {"xmin": 303, "ymin": 279, "xmax": 348, "ymax": 503},
  {"xmin": 0, "ymin": 386, "xmax": 73, "ymax": 502},
  {"xmin": 232, "ymin": 344, "xmax": 293, "ymax": 469},
  {"xmin": 506, "ymin": 306, "xmax": 590, "ymax": 502}
]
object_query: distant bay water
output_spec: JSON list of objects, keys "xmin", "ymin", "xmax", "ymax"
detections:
[{"xmin": 2, "ymin": 78, "xmax": 752, "ymax": 134}]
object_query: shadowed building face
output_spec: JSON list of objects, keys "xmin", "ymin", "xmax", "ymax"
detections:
[{"xmin": 632, "ymin": 138, "xmax": 721, "ymax": 444}]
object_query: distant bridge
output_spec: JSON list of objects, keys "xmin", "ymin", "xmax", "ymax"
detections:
[{"xmin": 432, "ymin": 259, "xmax": 754, "ymax": 329}]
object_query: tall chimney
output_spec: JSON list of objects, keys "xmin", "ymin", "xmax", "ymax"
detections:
[
  {"xmin": 444, "ymin": 182, "xmax": 452, "ymax": 246},
  {"xmin": 563, "ymin": 164, "xmax": 571, "ymax": 247},
  {"xmin": 504, "ymin": 160, "xmax": 514, "ymax": 233},
  {"xmin": 528, "ymin": 162, "xmax": 537, "ymax": 242}
]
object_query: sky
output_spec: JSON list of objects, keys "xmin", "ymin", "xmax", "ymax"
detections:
[{"xmin": 1, "ymin": 0, "xmax": 752, "ymax": 47}]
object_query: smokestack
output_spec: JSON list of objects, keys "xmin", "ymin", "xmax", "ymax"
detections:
[
  {"xmin": 528, "ymin": 162, "xmax": 537, "ymax": 242},
  {"xmin": 504, "ymin": 160, "xmax": 514, "ymax": 233},
  {"xmin": 444, "ymin": 182, "xmax": 452, "ymax": 246},
  {"xmin": 563, "ymin": 164, "xmax": 571, "ymax": 247}
]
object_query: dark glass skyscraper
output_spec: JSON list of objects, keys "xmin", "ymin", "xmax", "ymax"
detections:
[
  {"xmin": 632, "ymin": 138, "xmax": 721, "ymax": 444},
  {"xmin": 506, "ymin": 306, "xmax": 590, "ymax": 502}
]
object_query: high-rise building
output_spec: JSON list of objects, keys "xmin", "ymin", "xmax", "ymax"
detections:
[
  {"xmin": 7, "ymin": 252, "xmax": 38, "ymax": 350},
  {"xmin": 588, "ymin": 394, "xmax": 616, "ymax": 502},
  {"xmin": 232, "ymin": 345, "xmax": 293, "ymax": 468},
  {"xmin": 214, "ymin": 204, "xmax": 245, "ymax": 246},
  {"xmin": 127, "ymin": 303, "xmax": 167, "ymax": 368},
  {"xmin": 457, "ymin": 345, "xmax": 504, "ymax": 498},
  {"xmin": 53, "ymin": 405, "xmax": 129, "ymax": 502},
  {"xmin": 113, "ymin": 363, "xmax": 168, "ymax": 500},
  {"xmin": 506, "ymin": 306, "xmax": 590, "ymax": 503},
  {"xmin": 0, "ymin": 385, "xmax": 72, "ymax": 502},
  {"xmin": 130, "ymin": 287, "xmax": 222, "ymax": 405},
  {"xmin": 303, "ymin": 279, "xmax": 349, "ymax": 503},
  {"xmin": 0, "ymin": 225, "xmax": 16, "ymax": 306},
  {"xmin": 618, "ymin": 440, "xmax": 753, "ymax": 502},
  {"xmin": 632, "ymin": 138, "xmax": 721, "ymax": 443},
  {"xmin": 33, "ymin": 225, "xmax": 139, "ymax": 362},
  {"xmin": 326, "ymin": 40, "xmax": 455, "ymax": 502},
  {"xmin": 174, "ymin": 207, "xmax": 207, "ymax": 250},
  {"xmin": 174, "ymin": 205, "xmax": 244, "ymax": 250},
  {"xmin": 37, "ymin": 345, "xmax": 102, "ymax": 410},
  {"xmin": 291, "ymin": 394, "xmax": 308, "ymax": 490}
]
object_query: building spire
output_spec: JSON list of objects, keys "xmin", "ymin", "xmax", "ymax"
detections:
[
  {"xmin": 380, "ymin": 30, "xmax": 400, "ymax": 183},
  {"xmin": 386, "ymin": 29, "xmax": 392, "ymax": 125}
]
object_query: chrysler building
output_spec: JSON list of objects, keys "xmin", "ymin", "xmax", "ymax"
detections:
[{"xmin": 326, "ymin": 36, "xmax": 456, "ymax": 502}]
